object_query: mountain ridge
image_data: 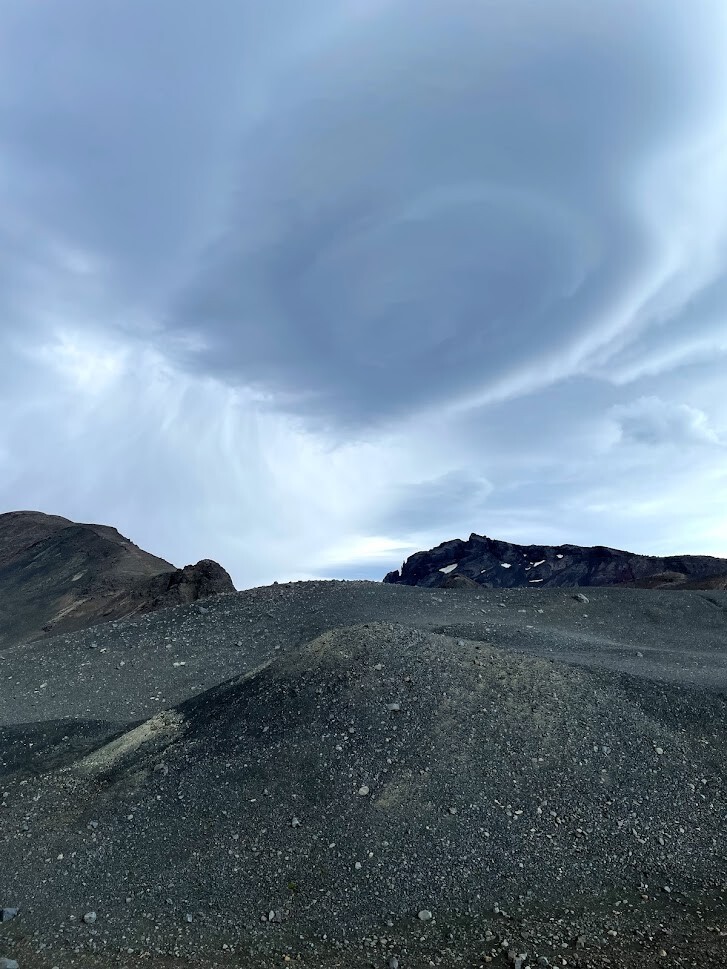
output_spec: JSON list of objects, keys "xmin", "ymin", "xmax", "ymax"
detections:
[
  {"xmin": 384, "ymin": 532, "xmax": 727, "ymax": 589},
  {"xmin": 0, "ymin": 510, "xmax": 235, "ymax": 647}
]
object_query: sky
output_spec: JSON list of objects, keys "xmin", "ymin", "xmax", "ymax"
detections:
[{"xmin": 1, "ymin": 0, "xmax": 727, "ymax": 588}]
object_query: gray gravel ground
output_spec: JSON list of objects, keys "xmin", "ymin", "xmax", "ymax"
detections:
[
  {"xmin": 2, "ymin": 582, "xmax": 726, "ymax": 727},
  {"xmin": 1, "ymin": 581, "xmax": 726, "ymax": 968}
]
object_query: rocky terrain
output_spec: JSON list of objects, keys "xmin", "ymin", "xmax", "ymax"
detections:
[
  {"xmin": 0, "ymin": 511, "xmax": 235, "ymax": 648},
  {"xmin": 384, "ymin": 533, "xmax": 727, "ymax": 591},
  {"xmin": 1, "ymin": 577, "xmax": 726, "ymax": 968}
]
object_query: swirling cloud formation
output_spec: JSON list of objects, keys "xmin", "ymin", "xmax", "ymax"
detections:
[{"xmin": 1, "ymin": 0, "xmax": 726, "ymax": 583}]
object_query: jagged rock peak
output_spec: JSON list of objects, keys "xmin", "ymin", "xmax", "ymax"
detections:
[{"xmin": 383, "ymin": 532, "xmax": 727, "ymax": 590}]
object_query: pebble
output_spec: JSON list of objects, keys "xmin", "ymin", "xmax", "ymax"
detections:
[
  {"xmin": 388, "ymin": 958, "xmax": 399, "ymax": 969},
  {"xmin": 0, "ymin": 958, "xmax": 20, "ymax": 969},
  {"xmin": 573, "ymin": 593, "xmax": 590, "ymax": 603},
  {"xmin": 0, "ymin": 909, "xmax": 18, "ymax": 922},
  {"xmin": 386, "ymin": 702, "xmax": 401, "ymax": 712},
  {"xmin": 82, "ymin": 911, "xmax": 97, "ymax": 925},
  {"xmin": 358, "ymin": 785, "xmax": 370, "ymax": 796},
  {"xmin": 418, "ymin": 909, "xmax": 433, "ymax": 921}
]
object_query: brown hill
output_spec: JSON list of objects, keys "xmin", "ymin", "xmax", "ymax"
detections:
[{"xmin": 0, "ymin": 510, "xmax": 235, "ymax": 647}]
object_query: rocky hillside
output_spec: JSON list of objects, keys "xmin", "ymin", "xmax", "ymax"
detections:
[
  {"xmin": 0, "ymin": 511, "xmax": 235, "ymax": 647},
  {"xmin": 384, "ymin": 533, "xmax": 727, "ymax": 590}
]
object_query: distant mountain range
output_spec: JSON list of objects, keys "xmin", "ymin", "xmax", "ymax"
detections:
[
  {"xmin": 0, "ymin": 510, "xmax": 235, "ymax": 647},
  {"xmin": 384, "ymin": 532, "xmax": 727, "ymax": 590}
]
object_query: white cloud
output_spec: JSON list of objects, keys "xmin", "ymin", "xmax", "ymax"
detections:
[{"xmin": 610, "ymin": 396, "xmax": 723, "ymax": 446}]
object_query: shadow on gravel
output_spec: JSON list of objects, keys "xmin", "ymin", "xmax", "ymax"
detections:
[{"xmin": 0, "ymin": 718, "xmax": 133, "ymax": 778}]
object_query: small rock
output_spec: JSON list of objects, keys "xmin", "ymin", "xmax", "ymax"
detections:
[
  {"xmin": 358, "ymin": 785, "xmax": 370, "ymax": 796},
  {"xmin": 448, "ymin": 807, "xmax": 457, "ymax": 815},
  {"xmin": 0, "ymin": 908, "xmax": 18, "ymax": 922},
  {"xmin": 418, "ymin": 909, "xmax": 433, "ymax": 921},
  {"xmin": 537, "ymin": 958, "xmax": 550, "ymax": 967},
  {"xmin": 573, "ymin": 593, "xmax": 589, "ymax": 604},
  {"xmin": 386, "ymin": 702, "xmax": 401, "ymax": 712},
  {"xmin": 575, "ymin": 934, "xmax": 586, "ymax": 949},
  {"xmin": 186, "ymin": 914, "xmax": 193, "ymax": 923},
  {"xmin": 636, "ymin": 651, "xmax": 644, "ymax": 657},
  {"xmin": 0, "ymin": 958, "xmax": 20, "ymax": 969},
  {"xmin": 388, "ymin": 958, "xmax": 399, "ymax": 969},
  {"xmin": 83, "ymin": 911, "xmax": 97, "ymax": 925},
  {"xmin": 291, "ymin": 817, "xmax": 301, "ymax": 828}
]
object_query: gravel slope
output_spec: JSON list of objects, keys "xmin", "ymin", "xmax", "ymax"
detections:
[
  {"xmin": 1, "ymin": 581, "xmax": 726, "ymax": 968},
  {"xmin": 1, "ymin": 581, "xmax": 726, "ymax": 727}
]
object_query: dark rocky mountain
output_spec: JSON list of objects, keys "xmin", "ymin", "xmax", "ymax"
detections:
[
  {"xmin": 0, "ymin": 510, "xmax": 235, "ymax": 648},
  {"xmin": 384, "ymin": 532, "xmax": 727, "ymax": 590}
]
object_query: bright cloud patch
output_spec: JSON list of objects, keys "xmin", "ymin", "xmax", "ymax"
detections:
[{"xmin": 611, "ymin": 396, "xmax": 723, "ymax": 446}]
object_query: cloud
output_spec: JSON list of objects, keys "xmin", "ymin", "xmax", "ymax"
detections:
[
  {"xmin": 375, "ymin": 471, "xmax": 494, "ymax": 537},
  {"xmin": 610, "ymin": 396, "xmax": 723, "ymax": 447},
  {"xmin": 165, "ymin": 0, "xmax": 727, "ymax": 427},
  {"xmin": 1, "ymin": 0, "xmax": 727, "ymax": 582}
]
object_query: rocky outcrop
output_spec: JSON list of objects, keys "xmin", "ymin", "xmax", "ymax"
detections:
[
  {"xmin": 0, "ymin": 511, "xmax": 235, "ymax": 647},
  {"xmin": 383, "ymin": 532, "xmax": 727, "ymax": 590}
]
